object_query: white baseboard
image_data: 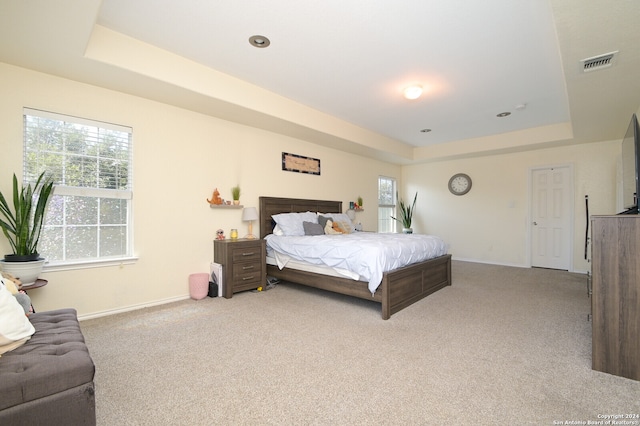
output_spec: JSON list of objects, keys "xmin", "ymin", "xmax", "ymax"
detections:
[
  {"xmin": 451, "ymin": 257, "xmax": 526, "ymax": 269},
  {"xmin": 78, "ymin": 294, "xmax": 191, "ymax": 321},
  {"xmin": 453, "ymin": 256, "xmax": 589, "ymax": 275}
]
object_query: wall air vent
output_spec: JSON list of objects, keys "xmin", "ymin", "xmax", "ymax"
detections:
[{"xmin": 581, "ymin": 51, "xmax": 618, "ymax": 72}]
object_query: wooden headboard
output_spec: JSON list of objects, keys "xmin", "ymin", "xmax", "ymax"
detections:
[{"xmin": 258, "ymin": 197, "xmax": 343, "ymax": 239}]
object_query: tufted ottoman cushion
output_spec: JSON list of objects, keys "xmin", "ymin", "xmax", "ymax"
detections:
[{"xmin": 0, "ymin": 308, "xmax": 95, "ymax": 424}]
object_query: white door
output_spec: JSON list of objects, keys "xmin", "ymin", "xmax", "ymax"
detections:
[{"xmin": 531, "ymin": 166, "xmax": 573, "ymax": 270}]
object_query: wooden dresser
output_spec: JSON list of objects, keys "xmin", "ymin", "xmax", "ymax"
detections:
[
  {"xmin": 591, "ymin": 215, "xmax": 640, "ymax": 380},
  {"xmin": 214, "ymin": 238, "xmax": 266, "ymax": 298}
]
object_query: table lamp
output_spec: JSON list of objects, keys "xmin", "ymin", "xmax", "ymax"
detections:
[{"xmin": 242, "ymin": 207, "xmax": 259, "ymax": 239}]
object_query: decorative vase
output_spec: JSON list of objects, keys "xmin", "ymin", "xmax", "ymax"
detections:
[{"xmin": 402, "ymin": 228, "xmax": 413, "ymax": 234}]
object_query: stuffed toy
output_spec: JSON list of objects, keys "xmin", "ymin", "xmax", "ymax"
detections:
[
  {"xmin": 207, "ymin": 188, "xmax": 223, "ymax": 205},
  {"xmin": 216, "ymin": 228, "xmax": 225, "ymax": 240},
  {"xmin": 324, "ymin": 219, "xmax": 342, "ymax": 235},
  {"xmin": 1, "ymin": 273, "xmax": 33, "ymax": 316},
  {"xmin": 333, "ymin": 221, "xmax": 353, "ymax": 234}
]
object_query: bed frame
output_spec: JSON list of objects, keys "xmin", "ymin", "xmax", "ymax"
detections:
[{"xmin": 259, "ymin": 196, "xmax": 452, "ymax": 319}]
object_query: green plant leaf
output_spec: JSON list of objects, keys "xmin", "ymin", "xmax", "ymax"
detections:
[
  {"xmin": 0, "ymin": 172, "xmax": 55, "ymax": 256},
  {"xmin": 391, "ymin": 192, "xmax": 417, "ymax": 229}
]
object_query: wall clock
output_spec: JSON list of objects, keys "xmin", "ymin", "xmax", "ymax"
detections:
[{"xmin": 448, "ymin": 173, "xmax": 472, "ymax": 196}]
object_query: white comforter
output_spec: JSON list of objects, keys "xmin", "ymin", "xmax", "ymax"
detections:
[{"xmin": 265, "ymin": 232, "xmax": 448, "ymax": 294}]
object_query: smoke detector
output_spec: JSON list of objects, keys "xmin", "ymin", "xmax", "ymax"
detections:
[{"xmin": 581, "ymin": 51, "xmax": 618, "ymax": 72}]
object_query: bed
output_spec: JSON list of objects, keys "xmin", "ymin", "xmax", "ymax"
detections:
[{"xmin": 259, "ymin": 196, "xmax": 452, "ymax": 319}]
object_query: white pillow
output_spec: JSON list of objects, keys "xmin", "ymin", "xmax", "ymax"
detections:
[
  {"xmin": 272, "ymin": 224, "xmax": 284, "ymax": 236},
  {"xmin": 0, "ymin": 276, "xmax": 35, "ymax": 356},
  {"xmin": 272, "ymin": 212, "xmax": 318, "ymax": 236}
]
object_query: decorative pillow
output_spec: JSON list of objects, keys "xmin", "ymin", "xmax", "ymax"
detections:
[
  {"xmin": 272, "ymin": 212, "xmax": 318, "ymax": 236},
  {"xmin": 319, "ymin": 213, "xmax": 355, "ymax": 233},
  {"xmin": 0, "ymin": 277, "xmax": 35, "ymax": 356},
  {"xmin": 303, "ymin": 221, "xmax": 325, "ymax": 236},
  {"xmin": 318, "ymin": 215, "xmax": 330, "ymax": 229},
  {"xmin": 15, "ymin": 291, "xmax": 33, "ymax": 315}
]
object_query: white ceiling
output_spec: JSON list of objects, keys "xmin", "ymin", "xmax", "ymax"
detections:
[{"xmin": 1, "ymin": 0, "xmax": 639, "ymax": 163}]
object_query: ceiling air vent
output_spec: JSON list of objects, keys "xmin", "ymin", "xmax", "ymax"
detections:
[{"xmin": 581, "ymin": 51, "xmax": 618, "ymax": 72}]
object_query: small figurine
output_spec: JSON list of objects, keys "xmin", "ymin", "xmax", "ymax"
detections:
[
  {"xmin": 207, "ymin": 188, "xmax": 223, "ymax": 205},
  {"xmin": 216, "ymin": 229, "xmax": 225, "ymax": 240}
]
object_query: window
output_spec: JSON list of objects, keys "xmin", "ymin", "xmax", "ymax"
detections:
[
  {"xmin": 23, "ymin": 108, "xmax": 133, "ymax": 266},
  {"xmin": 378, "ymin": 176, "xmax": 396, "ymax": 233}
]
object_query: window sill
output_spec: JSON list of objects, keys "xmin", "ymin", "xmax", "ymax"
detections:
[{"xmin": 43, "ymin": 256, "xmax": 139, "ymax": 272}]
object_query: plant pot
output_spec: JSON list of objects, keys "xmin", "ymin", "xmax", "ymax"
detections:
[
  {"xmin": 0, "ymin": 258, "xmax": 46, "ymax": 286},
  {"xmin": 233, "ymin": 200, "xmax": 240, "ymax": 205},
  {"xmin": 4, "ymin": 253, "xmax": 41, "ymax": 262},
  {"xmin": 402, "ymin": 228, "xmax": 413, "ymax": 234}
]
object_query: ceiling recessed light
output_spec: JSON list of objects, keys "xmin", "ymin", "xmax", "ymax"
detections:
[
  {"xmin": 497, "ymin": 112, "xmax": 511, "ymax": 118},
  {"xmin": 403, "ymin": 85, "xmax": 423, "ymax": 100},
  {"xmin": 249, "ymin": 35, "xmax": 270, "ymax": 48}
]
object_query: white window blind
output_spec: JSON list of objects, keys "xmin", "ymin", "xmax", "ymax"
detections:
[
  {"xmin": 378, "ymin": 176, "xmax": 396, "ymax": 233},
  {"xmin": 23, "ymin": 108, "xmax": 134, "ymax": 264}
]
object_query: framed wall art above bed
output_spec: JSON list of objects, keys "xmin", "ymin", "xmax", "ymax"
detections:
[{"xmin": 281, "ymin": 152, "xmax": 321, "ymax": 175}]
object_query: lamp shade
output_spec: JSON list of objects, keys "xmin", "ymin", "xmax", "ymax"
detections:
[{"xmin": 242, "ymin": 207, "xmax": 259, "ymax": 222}]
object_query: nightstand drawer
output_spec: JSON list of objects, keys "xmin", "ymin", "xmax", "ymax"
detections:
[
  {"xmin": 230, "ymin": 246, "xmax": 262, "ymax": 263},
  {"xmin": 232, "ymin": 262, "xmax": 261, "ymax": 282}
]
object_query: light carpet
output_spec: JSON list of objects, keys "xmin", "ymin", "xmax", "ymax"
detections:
[{"xmin": 81, "ymin": 261, "xmax": 640, "ymax": 425}]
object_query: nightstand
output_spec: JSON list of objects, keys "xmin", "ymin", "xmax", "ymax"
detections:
[{"xmin": 213, "ymin": 238, "xmax": 266, "ymax": 298}]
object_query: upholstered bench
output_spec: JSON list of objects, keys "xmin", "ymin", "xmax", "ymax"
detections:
[{"xmin": 0, "ymin": 308, "xmax": 96, "ymax": 425}]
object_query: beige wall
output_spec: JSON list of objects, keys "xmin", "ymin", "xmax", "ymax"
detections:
[
  {"xmin": 0, "ymin": 62, "xmax": 623, "ymax": 318},
  {"xmin": 403, "ymin": 140, "xmax": 619, "ymax": 273},
  {"xmin": 0, "ymin": 63, "xmax": 399, "ymax": 317}
]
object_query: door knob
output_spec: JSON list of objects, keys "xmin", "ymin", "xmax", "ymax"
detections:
[{"xmin": 533, "ymin": 222, "xmax": 538, "ymax": 225}]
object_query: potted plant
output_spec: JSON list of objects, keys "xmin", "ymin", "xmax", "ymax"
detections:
[
  {"xmin": 0, "ymin": 172, "xmax": 55, "ymax": 285},
  {"xmin": 391, "ymin": 192, "xmax": 417, "ymax": 234},
  {"xmin": 231, "ymin": 185, "xmax": 241, "ymax": 205}
]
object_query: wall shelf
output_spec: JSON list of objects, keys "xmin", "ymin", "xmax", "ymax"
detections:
[{"xmin": 209, "ymin": 204, "xmax": 243, "ymax": 209}]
